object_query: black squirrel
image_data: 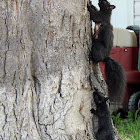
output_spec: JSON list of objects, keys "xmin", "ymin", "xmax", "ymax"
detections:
[
  {"xmin": 87, "ymin": 0, "xmax": 126, "ymax": 102},
  {"xmin": 91, "ymin": 90, "xmax": 115, "ymax": 140}
]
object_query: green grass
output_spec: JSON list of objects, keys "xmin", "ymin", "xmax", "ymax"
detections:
[{"xmin": 112, "ymin": 109, "xmax": 140, "ymax": 140}]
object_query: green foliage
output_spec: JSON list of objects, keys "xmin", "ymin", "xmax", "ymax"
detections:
[{"xmin": 112, "ymin": 110, "xmax": 140, "ymax": 140}]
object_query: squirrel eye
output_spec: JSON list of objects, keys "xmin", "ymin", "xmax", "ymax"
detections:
[{"xmin": 98, "ymin": 100, "xmax": 102, "ymax": 103}]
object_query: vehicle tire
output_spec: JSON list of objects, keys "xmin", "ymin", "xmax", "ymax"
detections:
[
  {"xmin": 128, "ymin": 91, "xmax": 140, "ymax": 114},
  {"xmin": 126, "ymin": 25, "xmax": 140, "ymax": 47}
]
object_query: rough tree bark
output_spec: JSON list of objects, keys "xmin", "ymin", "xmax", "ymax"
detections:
[{"xmin": 0, "ymin": 0, "xmax": 120, "ymax": 140}]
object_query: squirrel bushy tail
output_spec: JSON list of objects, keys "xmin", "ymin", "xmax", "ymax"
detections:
[{"xmin": 104, "ymin": 57, "xmax": 126, "ymax": 102}]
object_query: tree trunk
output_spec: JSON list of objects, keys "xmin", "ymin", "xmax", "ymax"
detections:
[{"xmin": 0, "ymin": 0, "xmax": 120, "ymax": 139}]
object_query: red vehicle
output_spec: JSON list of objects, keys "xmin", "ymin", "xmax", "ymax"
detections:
[{"xmin": 100, "ymin": 26, "xmax": 140, "ymax": 113}]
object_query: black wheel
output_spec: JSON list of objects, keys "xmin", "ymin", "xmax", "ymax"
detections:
[
  {"xmin": 128, "ymin": 91, "xmax": 140, "ymax": 114},
  {"xmin": 126, "ymin": 25, "xmax": 140, "ymax": 47}
]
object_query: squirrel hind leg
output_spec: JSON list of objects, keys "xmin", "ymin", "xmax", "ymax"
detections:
[{"xmin": 91, "ymin": 43, "xmax": 108, "ymax": 63}]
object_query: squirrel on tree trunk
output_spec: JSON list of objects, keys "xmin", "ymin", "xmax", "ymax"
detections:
[
  {"xmin": 90, "ymin": 89, "xmax": 115, "ymax": 140},
  {"xmin": 87, "ymin": 0, "xmax": 126, "ymax": 102}
]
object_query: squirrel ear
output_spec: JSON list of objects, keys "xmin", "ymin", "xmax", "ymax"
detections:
[
  {"xmin": 109, "ymin": 5, "xmax": 116, "ymax": 10},
  {"xmin": 105, "ymin": 97, "xmax": 109, "ymax": 101}
]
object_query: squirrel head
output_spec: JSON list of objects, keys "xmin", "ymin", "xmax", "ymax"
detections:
[
  {"xmin": 98, "ymin": 0, "xmax": 116, "ymax": 12},
  {"xmin": 93, "ymin": 90, "xmax": 109, "ymax": 106}
]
